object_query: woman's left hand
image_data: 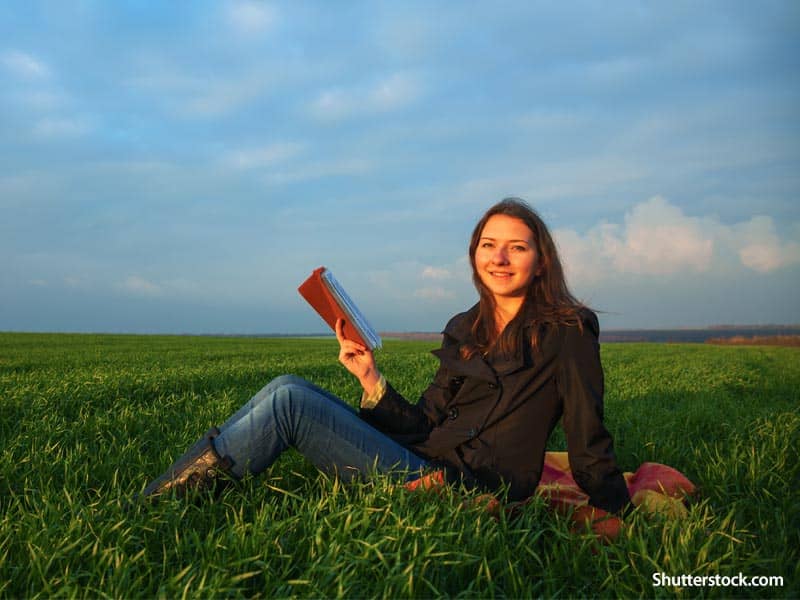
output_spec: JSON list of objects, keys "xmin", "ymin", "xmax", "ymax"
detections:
[{"xmin": 335, "ymin": 318, "xmax": 381, "ymax": 394}]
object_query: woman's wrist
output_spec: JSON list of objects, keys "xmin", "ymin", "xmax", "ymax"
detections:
[
  {"xmin": 360, "ymin": 373, "xmax": 387, "ymax": 409},
  {"xmin": 359, "ymin": 370, "xmax": 382, "ymax": 396}
]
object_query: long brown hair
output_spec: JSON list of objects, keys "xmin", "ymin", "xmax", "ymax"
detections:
[{"xmin": 463, "ymin": 198, "xmax": 585, "ymax": 359}]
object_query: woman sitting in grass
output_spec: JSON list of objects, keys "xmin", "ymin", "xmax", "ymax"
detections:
[{"xmin": 143, "ymin": 198, "xmax": 631, "ymax": 515}]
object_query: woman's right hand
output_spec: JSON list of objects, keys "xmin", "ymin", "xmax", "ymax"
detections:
[{"xmin": 335, "ymin": 318, "xmax": 381, "ymax": 395}]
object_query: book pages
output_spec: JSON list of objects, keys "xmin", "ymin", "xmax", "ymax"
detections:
[{"xmin": 321, "ymin": 269, "xmax": 382, "ymax": 350}]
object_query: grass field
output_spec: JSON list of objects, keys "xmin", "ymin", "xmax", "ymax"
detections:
[{"xmin": 1, "ymin": 332, "xmax": 798, "ymax": 598}]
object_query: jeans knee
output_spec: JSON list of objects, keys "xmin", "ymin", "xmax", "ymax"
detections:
[
  {"xmin": 267, "ymin": 374, "xmax": 310, "ymax": 389},
  {"xmin": 270, "ymin": 382, "xmax": 310, "ymax": 411},
  {"xmin": 245, "ymin": 375, "xmax": 310, "ymax": 415}
]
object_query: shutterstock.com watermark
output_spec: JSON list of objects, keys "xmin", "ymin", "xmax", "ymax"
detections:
[{"xmin": 652, "ymin": 572, "xmax": 784, "ymax": 589}]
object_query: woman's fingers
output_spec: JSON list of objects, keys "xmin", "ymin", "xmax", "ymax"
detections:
[
  {"xmin": 336, "ymin": 319, "xmax": 367, "ymax": 352},
  {"xmin": 338, "ymin": 335, "xmax": 366, "ymax": 358},
  {"xmin": 339, "ymin": 344, "xmax": 368, "ymax": 365},
  {"xmin": 340, "ymin": 340, "xmax": 367, "ymax": 355},
  {"xmin": 335, "ymin": 318, "xmax": 345, "ymax": 342},
  {"xmin": 335, "ymin": 318, "xmax": 375, "ymax": 382}
]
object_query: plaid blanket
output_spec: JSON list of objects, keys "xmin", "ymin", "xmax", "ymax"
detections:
[{"xmin": 405, "ymin": 451, "xmax": 696, "ymax": 540}]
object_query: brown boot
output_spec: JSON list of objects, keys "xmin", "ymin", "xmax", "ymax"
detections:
[{"xmin": 142, "ymin": 426, "xmax": 235, "ymax": 499}]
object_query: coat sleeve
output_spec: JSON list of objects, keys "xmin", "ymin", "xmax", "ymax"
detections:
[
  {"xmin": 557, "ymin": 311, "xmax": 631, "ymax": 514},
  {"xmin": 359, "ymin": 337, "xmax": 456, "ymax": 437}
]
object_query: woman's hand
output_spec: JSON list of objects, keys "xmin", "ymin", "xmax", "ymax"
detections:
[{"xmin": 335, "ymin": 319, "xmax": 381, "ymax": 395}]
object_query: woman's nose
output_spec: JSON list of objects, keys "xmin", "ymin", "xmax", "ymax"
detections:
[{"xmin": 491, "ymin": 248, "xmax": 509, "ymax": 264}]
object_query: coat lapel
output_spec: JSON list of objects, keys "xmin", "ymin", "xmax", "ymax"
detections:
[
  {"xmin": 431, "ymin": 303, "xmax": 496, "ymax": 382},
  {"xmin": 432, "ymin": 302, "xmax": 542, "ymax": 380},
  {"xmin": 431, "ymin": 344, "xmax": 496, "ymax": 382}
]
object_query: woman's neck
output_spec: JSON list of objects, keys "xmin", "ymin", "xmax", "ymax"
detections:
[{"xmin": 493, "ymin": 296, "xmax": 524, "ymax": 332}]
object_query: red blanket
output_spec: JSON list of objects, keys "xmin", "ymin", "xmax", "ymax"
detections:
[{"xmin": 405, "ymin": 451, "xmax": 696, "ymax": 540}]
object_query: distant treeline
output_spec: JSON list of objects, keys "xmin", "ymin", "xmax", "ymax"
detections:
[
  {"xmin": 600, "ymin": 326, "xmax": 800, "ymax": 344},
  {"xmin": 170, "ymin": 327, "xmax": 800, "ymax": 345},
  {"xmin": 705, "ymin": 335, "xmax": 800, "ymax": 347}
]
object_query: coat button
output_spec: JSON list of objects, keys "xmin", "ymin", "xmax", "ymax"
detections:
[
  {"xmin": 448, "ymin": 407, "xmax": 459, "ymax": 420},
  {"xmin": 467, "ymin": 428, "xmax": 477, "ymax": 438},
  {"xmin": 488, "ymin": 383, "xmax": 498, "ymax": 390}
]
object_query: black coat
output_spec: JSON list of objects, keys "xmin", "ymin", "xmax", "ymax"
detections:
[{"xmin": 361, "ymin": 304, "xmax": 631, "ymax": 513}]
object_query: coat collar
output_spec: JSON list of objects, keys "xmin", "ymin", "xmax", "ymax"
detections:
[
  {"xmin": 432, "ymin": 302, "xmax": 537, "ymax": 380},
  {"xmin": 441, "ymin": 302, "xmax": 542, "ymax": 341}
]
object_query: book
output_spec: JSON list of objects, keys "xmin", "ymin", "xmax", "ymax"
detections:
[{"xmin": 298, "ymin": 267, "xmax": 382, "ymax": 350}]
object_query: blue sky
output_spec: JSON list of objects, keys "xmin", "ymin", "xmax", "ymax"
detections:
[{"xmin": 2, "ymin": 1, "xmax": 799, "ymax": 334}]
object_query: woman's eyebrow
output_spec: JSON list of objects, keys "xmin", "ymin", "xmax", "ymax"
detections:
[{"xmin": 480, "ymin": 236, "xmax": 530, "ymax": 244}]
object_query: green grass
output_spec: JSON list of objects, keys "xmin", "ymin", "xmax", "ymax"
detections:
[{"xmin": 1, "ymin": 333, "xmax": 797, "ymax": 598}]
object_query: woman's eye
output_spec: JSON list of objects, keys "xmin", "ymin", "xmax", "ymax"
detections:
[
  {"xmin": 481, "ymin": 242, "xmax": 494, "ymax": 249},
  {"xmin": 512, "ymin": 245, "xmax": 527, "ymax": 252}
]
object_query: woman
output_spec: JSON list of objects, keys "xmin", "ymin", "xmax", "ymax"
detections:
[{"xmin": 143, "ymin": 198, "xmax": 631, "ymax": 514}]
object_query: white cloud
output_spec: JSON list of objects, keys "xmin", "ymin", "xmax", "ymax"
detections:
[
  {"xmin": 112, "ymin": 274, "xmax": 239, "ymax": 305},
  {"xmin": 736, "ymin": 216, "xmax": 800, "ymax": 273},
  {"xmin": 1, "ymin": 50, "xmax": 50, "ymax": 79},
  {"xmin": 610, "ymin": 196, "xmax": 713, "ymax": 274},
  {"xmin": 63, "ymin": 276, "xmax": 85, "ymax": 288},
  {"xmin": 226, "ymin": 1, "xmax": 276, "ymax": 35},
  {"xmin": 422, "ymin": 266, "xmax": 452, "ymax": 280},
  {"xmin": 411, "ymin": 259, "xmax": 471, "ymax": 303},
  {"xmin": 310, "ymin": 89, "xmax": 348, "ymax": 120},
  {"xmin": 119, "ymin": 275, "xmax": 162, "ymax": 297},
  {"xmin": 369, "ymin": 73, "xmax": 420, "ymax": 111},
  {"xmin": 309, "ymin": 72, "xmax": 422, "ymax": 121},
  {"xmin": 364, "ymin": 260, "xmax": 468, "ymax": 310},
  {"xmin": 555, "ymin": 196, "xmax": 800, "ymax": 286},
  {"xmin": 552, "ymin": 227, "xmax": 606, "ymax": 286}
]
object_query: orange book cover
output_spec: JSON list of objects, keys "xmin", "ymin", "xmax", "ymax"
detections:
[{"xmin": 298, "ymin": 267, "xmax": 381, "ymax": 350}]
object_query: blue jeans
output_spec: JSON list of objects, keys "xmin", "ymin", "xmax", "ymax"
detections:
[{"xmin": 213, "ymin": 375, "xmax": 429, "ymax": 482}]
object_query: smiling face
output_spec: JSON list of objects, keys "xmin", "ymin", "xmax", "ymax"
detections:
[{"xmin": 473, "ymin": 213, "xmax": 539, "ymax": 306}]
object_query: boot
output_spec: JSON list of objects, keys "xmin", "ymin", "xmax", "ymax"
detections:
[{"xmin": 143, "ymin": 426, "xmax": 235, "ymax": 499}]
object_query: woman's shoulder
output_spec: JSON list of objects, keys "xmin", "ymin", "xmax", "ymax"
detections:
[
  {"xmin": 575, "ymin": 307, "xmax": 600, "ymax": 334},
  {"xmin": 540, "ymin": 307, "xmax": 600, "ymax": 348},
  {"xmin": 528, "ymin": 305, "xmax": 599, "ymax": 333},
  {"xmin": 556, "ymin": 307, "xmax": 600, "ymax": 354}
]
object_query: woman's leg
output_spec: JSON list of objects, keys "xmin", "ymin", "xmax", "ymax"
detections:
[
  {"xmin": 218, "ymin": 375, "xmax": 351, "ymax": 433},
  {"xmin": 213, "ymin": 375, "xmax": 428, "ymax": 482}
]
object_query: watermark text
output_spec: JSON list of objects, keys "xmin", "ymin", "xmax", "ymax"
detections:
[{"xmin": 652, "ymin": 572, "xmax": 783, "ymax": 588}]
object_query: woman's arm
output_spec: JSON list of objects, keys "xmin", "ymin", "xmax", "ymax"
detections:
[
  {"xmin": 558, "ymin": 312, "xmax": 631, "ymax": 514},
  {"xmin": 335, "ymin": 318, "xmax": 441, "ymax": 436},
  {"xmin": 360, "ymin": 363, "xmax": 453, "ymax": 436}
]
